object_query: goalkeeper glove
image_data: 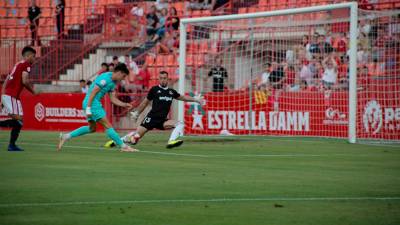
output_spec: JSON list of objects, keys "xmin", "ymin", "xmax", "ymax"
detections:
[
  {"xmin": 194, "ymin": 95, "xmax": 205, "ymax": 106},
  {"xmin": 130, "ymin": 111, "xmax": 139, "ymax": 120}
]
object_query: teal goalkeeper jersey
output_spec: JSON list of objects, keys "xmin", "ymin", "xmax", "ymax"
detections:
[{"xmin": 83, "ymin": 72, "xmax": 117, "ymax": 108}]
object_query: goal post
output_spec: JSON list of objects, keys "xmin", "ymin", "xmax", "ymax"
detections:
[{"xmin": 178, "ymin": 2, "xmax": 399, "ymax": 143}]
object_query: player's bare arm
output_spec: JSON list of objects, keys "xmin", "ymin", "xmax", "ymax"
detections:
[
  {"xmin": 21, "ymin": 71, "xmax": 36, "ymax": 95},
  {"xmin": 177, "ymin": 95, "xmax": 202, "ymax": 104},
  {"xmin": 109, "ymin": 91, "xmax": 132, "ymax": 109},
  {"xmin": 130, "ymin": 98, "xmax": 150, "ymax": 120}
]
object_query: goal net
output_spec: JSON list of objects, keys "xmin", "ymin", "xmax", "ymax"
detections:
[{"xmin": 178, "ymin": 3, "xmax": 400, "ymax": 143}]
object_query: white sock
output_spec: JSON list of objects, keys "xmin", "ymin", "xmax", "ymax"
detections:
[
  {"xmin": 169, "ymin": 122, "xmax": 184, "ymax": 142},
  {"xmin": 63, "ymin": 133, "xmax": 71, "ymax": 140}
]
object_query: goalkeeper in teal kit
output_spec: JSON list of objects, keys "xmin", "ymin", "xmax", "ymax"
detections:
[{"xmin": 58, "ymin": 63, "xmax": 138, "ymax": 152}]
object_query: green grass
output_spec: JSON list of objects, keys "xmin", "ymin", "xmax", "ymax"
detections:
[{"xmin": 0, "ymin": 130, "xmax": 399, "ymax": 225}]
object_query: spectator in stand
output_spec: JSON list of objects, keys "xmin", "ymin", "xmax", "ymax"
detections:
[
  {"xmin": 333, "ymin": 32, "xmax": 347, "ymax": 55},
  {"xmin": 257, "ymin": 63, "xmax": 271, "ymax": 90},
  {"xmin": 268, "ymin": 62, "xmax": 285, "ymax": 90},
  {"xmin": 283, "ymin": 65, "xmax": 296, "ymax": 89},
  {"xmin": 112, "ymin": 56, "xmax": 119, "ymax": 65},
  {"xmin": 302, "ymin": 35, "xmax": 309, "ymax": 48},
  {"xmin": 166, "ymin": 7, "xmax": 180, "ymax": 32},
  {"xmin": 151, "ymin": 8, "xmax": 168, "ymax": 42},
  {"xmin": 146, "ymin": 5, "xmax": 159, "ymax": 39},
  {"xmin": 299, "ymin": 59, "xmax": 314, "ymax": 89},
  {"xmin": 209, "ymin": 0, "xmax": 229, "ymax": 10},
  {"xmin": 318, "ymin": 34, "xmax": 334, "ymax": 56},
  {"xmin": 308, "ymin": 34, "xmax": 320, "ymax": 60},
  {"xmin": 357, "ymin": 65, "xmax": 369, "ymax": 90},
  {"xmin": 156, "ymin": 31, "xmax": 179, "ymax": 54},
  {"xmin": 134, "ymin": 61, "xmax": 151, "ymax": 92},
  {"xmin": 155, "ymin": 0, "xmax": 169, "ymax": 11},
  {"xmin": 86, "ymin": 80, "xmax": 92, "ymax": 89},
  {"xmin": 97, "ymin": 62, "xmax": 109, "ymax": 75},
  {"xmin": 357, "ymin": 43, "xmax": 369, "ymax": 66},
  {"xmin": 130, "ymin": 4, "xmax": 145, "ymax": 45},
  {"xmin": 109, "ymin": 63, "xmax": 115, "ymax": 72},
  {"xmin": 187, "ymin": 0, "xmax": 206, "ymax": 10},
  {"xmin": 55, "ymin": 0, "xmax": 65, "ymax": 39},
  {"xmin": 79, "ymin": 79, "xmax": 88, "ymax": 93},
  {"xmin": 321, "ymin": 55, "xmax": 338, "ymax": 90},
  {"xmin": 208, "ymin": 58, "xmax": 228, "ymax": 92},
  {"xmin": 125, "ymin": 55, "xmax": 139, "ymax": 76},
  {"xmin": 28, "ymin": 0, "xmax": 41, "ymax": 46}
]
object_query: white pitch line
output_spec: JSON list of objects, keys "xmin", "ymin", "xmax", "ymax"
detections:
[
  {"xmin": 0, "ymin": 197, "xmax": 399, "ymax": 208},
  {"xmin": 0, "ymin": 141, "xmax": 393, "ymax": 158}
]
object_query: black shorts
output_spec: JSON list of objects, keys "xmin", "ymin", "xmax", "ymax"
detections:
[{"xmin": 140, "ymin": 116, "xmax": 168, "ymax": 130}]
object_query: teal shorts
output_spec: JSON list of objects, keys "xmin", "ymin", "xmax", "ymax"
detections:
[{"xmin": 83, "ymin": 104, "xmax": 105, "ymax": 122}]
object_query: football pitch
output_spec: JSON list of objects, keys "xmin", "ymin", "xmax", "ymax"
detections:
[{"xmin": 0, "ymin": 131, "xmax": 399, "ymax": 225}]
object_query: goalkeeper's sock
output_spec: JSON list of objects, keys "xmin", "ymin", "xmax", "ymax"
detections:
[
  {"xmin": 168, "ymin": 122, "xmax": 184, "ymax": 142},
  {"xmin": 106, "ymin": 128, "xmax": 123, "ymax": 147},
  {"xmin": 68, "ymin": 126, "xmax": 91, "ymax": 139}
]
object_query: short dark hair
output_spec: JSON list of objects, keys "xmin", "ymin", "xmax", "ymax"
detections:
[
  {"xmin": 160, "ymin": 70, "xmax": 168, "ymax": 76},
  {"xmin": 79, "ymin": 79, "xmax": 85, "ymax": 83},
  {"xmin": 109, "ymin": 63, "xmax": 115, "ymax": 67},
  {"xmin": 22, "ymin": 46, "xmax": 36, "ymax": 56},
  {"xmin": 86, "ymin": 80, "xmax": 92, "ymax": 86},
  {"xmin": 114, "ymin": 63, "xmax": 130, "ymax": 75},
  {"xmin": 101, "ymin": 62, "xmax": 108, "ymax": 67},
  {"xmin": 112, "ymin": 56, "xmax": 119, "ymax": 60}
]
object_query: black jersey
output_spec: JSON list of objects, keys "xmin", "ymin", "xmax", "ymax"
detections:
[
  {"xmin": 208, "ymin": 66, "xmax": 228, "ymax": 92},
  {"xmin": 146, "ymin": 85, "xmax": 180, "ymax": 119}
]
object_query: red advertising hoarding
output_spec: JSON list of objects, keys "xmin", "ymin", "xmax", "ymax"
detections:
[
  {"xmin": 0, "ymin": 91, "xmax": 110, "ymax": 131},
  {"xmin": 184, "ymin": 90, "xmax": 400, "ymax": 140}
]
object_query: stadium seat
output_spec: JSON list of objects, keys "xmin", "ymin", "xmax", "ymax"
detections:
[
  {"xmin": 190, "ymin": 10, "xmax": 202, "ymax": 18},
  {"xmin": 7, "ymin": 29, "xmax": 17, "ymax": 38},
  {"xmin": 40, "ymin": 0, "xmax": 53, "ymax": 7},
  {"xmin": 259, "ymin": 0, "xmax": 268, "ymax": 6},
  {"xmin": 166, "ymin": 54, "xmax": 177, "ymax": 66},
  {"xmin": 202, "ymin": 10, "xmax": 211, "ymax": 17},
  {"xmin": 71, "ymin": 0, "xmax": 81, "ymax": 7},
  {"xmin": 238, "ymin": 8, "xmax": 248, "ymax": 14},
  {"xmin": 186, "ymin": 55, "xmax": 194, "ymax": 66},
  {"xmin": 187, "ymin": 41, "xmax": 199, "ymax": 53},
  {"xmin": 194, "ymin": 54, "xmax": 205, "ymax": 66},
  {"xmin": 0, "ymin": 8, "xmax": 6, "ymax": 17},
  {"xmin": 199, "ymin": 41, "xmax": 209, "ymax": 54},
  {"xmin": 17, "ymin": 0, "xmax": 29, "ymax": 7},
  {"xmin": 145, "ymin": 55, "xmax": 155, "ymax": 66},
  {"xmin": 172, "ymin": 2, "xmax": 185, "ymax": 13},
  {"xmin": 155, "ymin": 55, "xmax": 166, "ymax": 66},
  {"xmin": 42, "ymin": 8, "xmax": 52, "ymax": 17}
]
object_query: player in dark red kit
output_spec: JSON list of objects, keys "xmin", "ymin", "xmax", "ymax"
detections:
[{"xmin": 0, "ymin": 46, "xmax": 38, "ymax": 151}]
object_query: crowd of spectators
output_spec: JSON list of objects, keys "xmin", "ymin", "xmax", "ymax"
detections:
[{"xmin": 256, "ymin": 15, "xmax": 400, "ymax": 93}]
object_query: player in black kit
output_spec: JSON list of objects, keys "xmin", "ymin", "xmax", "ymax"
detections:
[{"xmin": 105, "ymin": 70, "xmax": 203, "ymax": 149}]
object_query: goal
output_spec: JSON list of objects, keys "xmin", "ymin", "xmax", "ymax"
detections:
[{"xmin": 178, "ymin": 2, "xmax": 400, "ymax": 143}]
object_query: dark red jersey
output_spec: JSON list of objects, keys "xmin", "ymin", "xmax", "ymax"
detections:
[{"xmin": 4, "ymin": 60, "xmax": 31, "ymax": 99}]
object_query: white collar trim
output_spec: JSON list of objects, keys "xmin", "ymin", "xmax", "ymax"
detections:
[{"xmin": 159, "ymin": 85, "xmax": 168, "ymax": 90}]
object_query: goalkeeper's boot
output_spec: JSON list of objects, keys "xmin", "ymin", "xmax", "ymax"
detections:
[
  {"xmin": 120, "ymin": 144, "xmax": 139, "ymax": 152},
  {"xmin": 57, "ymin": 133, "xmax": 68, "ymax": 151},
  {"xmin": 166, "ymin": 140, "xmax": 183, "ymax": 149},
  {"xmin": 104, "ymin": 140, "xmax": 116, "ymax": 148},
  {"xmin": 8, "ymin": 144, "xmax": 24, "ymax": 151}
]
